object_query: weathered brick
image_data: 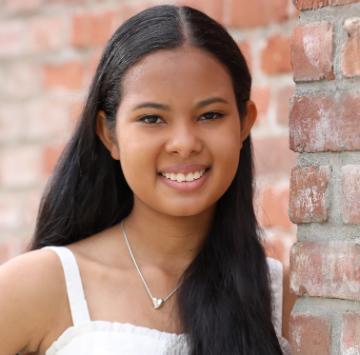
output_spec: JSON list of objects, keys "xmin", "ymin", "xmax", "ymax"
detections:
[
  {"xmin": 0, "ymin": 104, "xmax": 23, "ymax": 143},
  {"xmin": 84, "ymin": 49, "xmax": 102, "ymax": 83},
  {"xmin": 290, "ymin": 241, "xmax": 360, "ymax": 301},
  {"xmin": 24, "ymin": 98, "xmax": 71, "ymax": 140},
  {"xmin": 276, "ymin": 85, "xmax": 295, "ymax": 126},
  {"xmin": 341, "ymin": 165, "xmax": 360, "ymax": 224},
  {"xmin": 0, "ymin": 16, "xmax": 67, "ymax": 58},
  {"xmin": 28, "ymin": 15, "xmax": 68, "ymax": 53},
  {"xmin": 42, "ymin": 143, "xmax": 65, "ymax": 175},
  {"xmin": 0, "ymin": 20, "xmax": 27, "ymax": 58},
  {"xmin": 175, "ymin": 0, "xmax": 225, "ymax": 23},
  {"xmin": 253, "ymin": 136, "xmax": 297, "ymax": 176},
  {"xmin": 225, "ymin": 0, "xmax": 289, "ymax": 28},
  {"xmin": 261, "ymin": 34, "xmax": 292, "ymax": 74},
  {"xmin": 0, "ymin": 193, "xmax": 23, "ymax": 230},
  {"xmin": 2, "ymin": 0, "xmax": 43, "ymax": 14},
  {"xmin": 257, "ymin": 184, "xmax": 294, "ymax": 230},
  {"xmin": 251, "ymin": 86, "xmax": 270, "ymax": 125},
  {"xmin": 289, "ymin": 312, "xmax": 332, "ymax": 354},
  {"xmin": 289, "ymin": 165, "xmax": 331, "ymax": 223},
  {"xmin": 289, "ymin": 93, "xmax": 360, "ymax": 152},
  {"xmin": 0, "ymin": 146, "xmax": 43, "ymax": 188},
  {"xmin": 293, "ymin": 0, "xmax": 360, "ymax": 10},
  {"xmin": 237, "ymin": 40, "xmax": 252, "ymax": 72},
  {"xmin": 291, "ymin": 22, "xmax": 334, "ymax": 81},
  {"xmin": 341, "ymin": 17, "xmax": 360, "ymax": 77},
  {"xmin": 22, "ymin": 188, "xmax": 43, "ymax": 227},
  {"xmin": 0, "ymin": 62, "xmax": 41, "ymax": 99},
  {"xmin": 341, "ymin": 312, "xmax": 360, "ymax": 355},
  {"xmin": 264, "ymin": 231, "xmax": 297, "ymax": 266},
  {"xmin": 71, "ymin": 9, "xmax": 118, "ymax": 48},
  {"xmin": 43, "ymin": 59, "xmax": 85, "ymax": 91}
]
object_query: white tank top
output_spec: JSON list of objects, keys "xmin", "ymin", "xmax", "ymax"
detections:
[{"xmin": 42, "ymin": 246, "xmax": 290, "ymax": 355}]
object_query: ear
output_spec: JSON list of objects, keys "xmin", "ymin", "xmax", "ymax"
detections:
[
  {"xmin": 96, "ymin": 111, "xmax": 120, "ymax": 160},
  {"xmin": 240, "ymin": 100, "xmax": 257, "ymax": 144}
]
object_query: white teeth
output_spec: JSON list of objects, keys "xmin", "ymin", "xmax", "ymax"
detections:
[{"xmin": 161, "ymin": 169, "xmax": 206, "ymax": 182}]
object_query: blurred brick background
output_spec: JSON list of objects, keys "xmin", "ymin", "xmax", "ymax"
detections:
[{"xmin": 0, "ymin": 0, "xmax": 299, "ymax": 337}]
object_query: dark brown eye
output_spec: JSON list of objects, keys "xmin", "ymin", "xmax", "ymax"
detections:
[
  {"xmin": 199, "ymin": 112, "xmax": 224, "ymax": 121},
  {"xmin": 138, "ymin": 115, "xmax": 163, "ymax": 124}
]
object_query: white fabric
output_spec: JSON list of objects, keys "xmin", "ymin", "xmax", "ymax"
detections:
[{"xmin": 43, "ymin": 246, "xmax": 290, "ymax": 354}]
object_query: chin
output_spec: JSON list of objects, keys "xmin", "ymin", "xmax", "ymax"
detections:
[{"xmin": 156, "ymin": 201, "xmax": 215, "ymax": 218}]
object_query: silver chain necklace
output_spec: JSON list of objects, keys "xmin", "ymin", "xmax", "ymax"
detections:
[{"xmin": 120, "ymin": 221, "xmax": 182, "ymax": 310}]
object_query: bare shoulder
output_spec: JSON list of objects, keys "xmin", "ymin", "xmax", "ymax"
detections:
[{"xmin": 0, "ymin": 248, "xmax": 65, "ymax": 354}]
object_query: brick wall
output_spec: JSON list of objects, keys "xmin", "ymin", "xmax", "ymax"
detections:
[
  {"xmin": 289, "ymin": 0, "xmax": 360, "ymax": 354},
  {"xmin": 0, "ymin": 0, "xmax": 298, "ymax": 338}
]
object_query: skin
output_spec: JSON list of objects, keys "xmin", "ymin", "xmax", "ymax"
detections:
[{"xmin": 97, "ymin": 45, "xmax": 257, "ymax": 271}]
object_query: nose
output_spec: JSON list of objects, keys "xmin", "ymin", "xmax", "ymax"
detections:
[{"xmin": 164, "ymin": 121, "xmax": 203, "ymax": 157}]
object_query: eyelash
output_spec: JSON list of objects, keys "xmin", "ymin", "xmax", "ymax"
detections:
[{"xmin": 138, "ymin": 111, "xmax": 225, "ymax": 124}]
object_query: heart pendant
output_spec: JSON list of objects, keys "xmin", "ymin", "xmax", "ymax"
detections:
[{"xmin": 152, "ymin": 297, "xmax": 164, "ymax": 309}]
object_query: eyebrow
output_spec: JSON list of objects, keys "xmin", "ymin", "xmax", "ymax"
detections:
[{"xmin": 132, "ymin": 97, "xmax": 230, "ymax": 111}]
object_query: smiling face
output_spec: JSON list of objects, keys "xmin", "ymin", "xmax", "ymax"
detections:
[{"xmin": 97, "ymin": 45, "xmax": 256, "ymax": 219}]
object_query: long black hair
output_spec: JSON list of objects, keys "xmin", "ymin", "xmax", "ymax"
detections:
[{"xmin": 29, "ymin": 5, "xmax": 283, "ymax": 354}]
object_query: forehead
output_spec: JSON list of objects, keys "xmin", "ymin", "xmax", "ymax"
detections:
[{"xmin": 120, "ymin": 45, "xmax": 235, "ymax": 103}]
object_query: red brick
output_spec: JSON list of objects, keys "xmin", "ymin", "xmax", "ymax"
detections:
[
  {"xmin": 0, "ymin": 241, "xmax": 12, "ymax": 265},
  {"xmin": 116, "ymin": 2, "xmax": 153, "ymax": 23},
  {"xmin": 0, "ymin": 104, "xmax": 23, "ymax": 143},
  {"xmin": 0, "ymin": 146, "xmax": 43, "ymax": 188},
  {"xmin": 341, "ymin": 17, "xmax": 360, "ymax": 77},
  {"xmin": 0, "ymin": 62, "xmax": 41, "ymax": 99},
  {"xmin": 0, "ymin": 20, "xmax": 26, "ymax": 58},
  {"xmin": 71, "ymin": 10, "xmax": 118, "ymax": 48},
  {"xmin": 22, "ymin": 188, "xmax": 43, "ymax": 226},
  {"xmin": 291, "ymin": 22, "xmax": 334, "ymax": 81},
  {"xmin": 0, "ymin": 193, "xmax": 22, "ymax": 230},
  {"xmin": 42, "ymin": 143, "xmax": 65, "ymax": 175},
  {"xmin": 2, "ymin": 0, "xmax": 43, "ymax": 14},
  {"xmin": 237, "ymin": 40, "xmax": 252, "ymax": 72},
  {"xmin": 253, "ymin": 136, "xmax": 297, "ymax": 176},
  {"xmin": 84, "ymin": 49, "xmax": 102, "ymax": 84},
  {"xmin": 276, "ymin": 85, "xmax": 295, "ymax": 126},
  {"xmin": 261, "ymin": 34, "xmax": 292, "ymax": 75},
  {"xmin": 289, "ymin": 93, "xmax": 360, "ymax": 152},
  {"xmin": 175, "ymin": 0, "xmax": 225, "ymax": 23},
  {"xmin": 341, "ymin": 165, "xmax": 360, "ymax": 224},
  {"xmin": 257, "ymin": 184, "xmax": 294, "ymax": 230},
  {"xmin": 28, "ymin": 15, "xmax": 68, "ymax": 52},
  {"xmin": 251, "ymin": 86, "xmax": 270, "ymax": 125},
  {"xmin": 226, "ymin": 0, "xmax": 289, "ymax": 28},
  {"xmin": 289, "ymin": 312, "xmax": 332, "ymax": 354},
  {"xmin": 69, "ymin": 99, "xmax": 84, "ymax": 127},
  {"xmin": 293, "ymin": 0, "xmax": 360, "ymax": 10},
  {"xmin": 24, "ymin": 98, "xmax": 71, "ymax": 140},
  {"xmin": 289, "ymin": 165, "xmax": 331, "ymax": 223},
  {"xmin": 341, "ymin": 312, "xmax": 360, "ymax": 355},
  {"xmin": 290, "ymin": 241, "xmax": 360, "ymax": 301},
  {"xmin": 43, "ymin": 60, "xmax": 85, "ymax": 90},
  {"xmin": 264, "ymin": 231, "xmax": 297, "ymax": 267}
]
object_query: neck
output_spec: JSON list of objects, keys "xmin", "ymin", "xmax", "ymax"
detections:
[{"xmin": 121, "ymin": 204, "xmax": 216, "ymax": 273}]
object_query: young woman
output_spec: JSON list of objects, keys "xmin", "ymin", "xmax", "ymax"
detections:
[{"xmin": 0, "ymin": 5, "xmax": 291, "ymax": 355}]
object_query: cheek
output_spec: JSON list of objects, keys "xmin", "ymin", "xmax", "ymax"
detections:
[{"xmin": 118, "ymin": 138, "xmax": 158, "ymax": 190}]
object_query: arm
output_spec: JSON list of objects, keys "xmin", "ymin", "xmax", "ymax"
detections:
[{"xmin": 0, "ymin": 250, "xmax": 56, "ymax": 354}]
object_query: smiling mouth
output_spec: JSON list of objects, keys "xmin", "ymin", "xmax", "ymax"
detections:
[{"xmin": 157, "ymin": 168, "xmax": 211, "ymax": 183}]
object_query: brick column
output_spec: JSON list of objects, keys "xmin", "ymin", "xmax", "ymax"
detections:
[{"xmin": 289, "ymin": 1, "xmax": 360, "ymax": 354}]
